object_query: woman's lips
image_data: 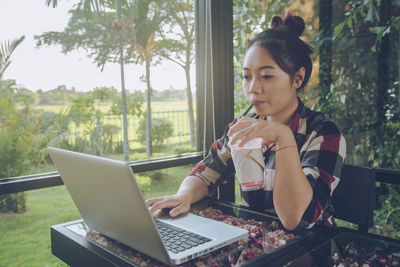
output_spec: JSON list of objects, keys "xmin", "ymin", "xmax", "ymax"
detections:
[{"xmin": 253, "ymin": 100, "xmax": 266, "ymax": 109}]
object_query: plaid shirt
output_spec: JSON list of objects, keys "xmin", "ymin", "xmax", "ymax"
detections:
[{"xmin": 188, "ymin": 100, "xmax": 346, "ymax": 231}]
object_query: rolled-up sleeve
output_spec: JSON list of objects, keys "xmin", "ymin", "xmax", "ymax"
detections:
[
  {"xmin": 188, "ymin": 119, "xmax": 237, "ymax": 194},
  {"xmin": 296, "ymin": 121, "xmax": 347, "ymax": 230}
]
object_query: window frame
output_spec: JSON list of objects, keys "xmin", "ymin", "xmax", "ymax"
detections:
[{"xmin": 0, "ymin": 152, "xmax": 204, "ymax": 195}]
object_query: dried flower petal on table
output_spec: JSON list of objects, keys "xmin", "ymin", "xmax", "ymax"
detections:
[
  {"xmin": 85, "ymin": 207, "xmax": 300, "ymax": 266},
  {"xmin": 330, "ymin": 240, "xmax": 400, "ymax": 267}
]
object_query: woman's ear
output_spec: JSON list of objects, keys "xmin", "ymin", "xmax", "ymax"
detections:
[{"xmin": 294, "ymin": 67, "xmax": 305, "ymax": 89}]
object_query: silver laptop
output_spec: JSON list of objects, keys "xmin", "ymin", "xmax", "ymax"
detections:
[{"xmin": 48, "ymin": 147, "xmax": 248, "ymax": 265}]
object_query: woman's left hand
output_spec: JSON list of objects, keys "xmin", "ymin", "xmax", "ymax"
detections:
[{"xmin": 227, "ymin": 117, "xmax": 288, "ymax": 147}]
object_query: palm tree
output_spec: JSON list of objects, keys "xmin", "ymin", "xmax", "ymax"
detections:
[
  {"xmin": 45, "ymin": 0, "xmax": 104, "ymax": 11},
  {"xmin": 130, "ymin": 32, "xmax": 156, "ymax": 156},
  {"xmin": 0, "ymin": 35, "xmax": 26, "ymax": 213},
  {"xmin": 122, "ymin": 0, "xmax": 169, "ymax": 157},
  {"xmin": 46, "ymin": 0, "xmax": 167, "ymax": 158},
  {"xmin": 45, "ymin": 0, "xmax": 132, "ymax": 160},
  {"xmin": 0, "ymin": 36, "xmax": 25, "ymax": 79},
  {"xmin": 114, "ymin": 0, "xmax": 130, "ymax": 161}
]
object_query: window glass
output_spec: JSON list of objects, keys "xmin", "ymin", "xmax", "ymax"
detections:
[
  {"xmin": 329, "ymin": 0, "xmax": 399, "ymax": 239},
  {"xmin": 330, "ymin": 1, "xmax": 399, "ymax": 170},
  {"xmin": 234, "ymin": 0, "xmax": 399, "ymax": 169},
  {"xmin": 0, "ymin": 0, "xmax": 197, "ymax": 181},
  {"xmin": 233, "ymin": 0, "xmax": 399, "ymax": 238},
  {"xmin": 0, "ymin": 1, "xmax": 198, "ymax": 261}
]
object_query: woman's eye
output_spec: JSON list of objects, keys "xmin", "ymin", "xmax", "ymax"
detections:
[
  {"xmin": 262, "ymin": 75, "xmax": 273, "ymax": 79},
  {"xmin": 242, "ymin": 75, "xmax": 249, "ymax": 80}
]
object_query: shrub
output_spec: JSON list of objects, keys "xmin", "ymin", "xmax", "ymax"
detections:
[
  {"xmin": 0, "ymin": 81, "xmax": 38, "ymax": 212},
  {"xmin": 135, "ymin": 175, "xmax": 152, "ymax": 192},
  {"xmin": 174, "ymin": 145, "xmax": 196, "ymax": 154},
  {"xmin": 137, "ymin": 117, "xmax": 174, "ymax": 152},
  {"xmin": 129, "ymin": 152, "xmax": 164, "ymax": 161},
  {"xmin": 114, "ymin": 141, "xmax": 124, "ymax": 154},
  {"xmin": 143, "ymin": 170, "xmax": 164, "ymax": 181},
  {"xmin": 0, "ymin": 192, "xmax": 26, "ymax": 213}
]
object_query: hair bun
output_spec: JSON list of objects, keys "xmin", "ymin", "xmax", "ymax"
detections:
[
  {"xmin": 269, "ymin": 12, "xmax": 305, "ymax": 37},
  {"xmin": 269, "ymin": 16, "xmax": 283, "ymax": 28},
  {"xmin": 284, "ymin": 13, "xmax": 305, "ymax": 37}
]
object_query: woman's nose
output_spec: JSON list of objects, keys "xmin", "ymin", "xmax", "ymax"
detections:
[{"xmin": 249, "ymin": 78, "xmax": 262, "ymax": 94}]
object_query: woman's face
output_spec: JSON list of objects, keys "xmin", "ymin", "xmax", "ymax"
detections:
[{"xmin": 242, "ymin": 45, "xmax": 300, "ymax": 119}]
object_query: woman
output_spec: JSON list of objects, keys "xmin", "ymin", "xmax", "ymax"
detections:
[{"xmin": 147, "ymin": 12, "xmax": 346, "ymax": 231}]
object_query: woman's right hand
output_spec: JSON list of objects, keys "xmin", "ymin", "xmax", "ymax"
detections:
[
  {"xmin": 146, "ymin": 193, "xmax": 192, "ymax": 217},
  {"xmin": 146, "ymin": 175, "xmax": 209, "ymax": 217}
]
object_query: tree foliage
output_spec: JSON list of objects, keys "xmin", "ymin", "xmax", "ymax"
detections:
[
  {"xmin": 0, "ymin": 35, "xmax": 30, "ymax": 212},
  {"xmin": 156, "ymin": 0, "xmax": 196, "ymax": 146},
  {"xmin": 333, "ymin": 0, "xmax": 400, "ymax": 52},
  {"xmin": 35, "ymin": 8, "xmax": 119, "ymax": 70},
  {"xmin": 323, "ymin": 0, "xmax": 400, "ymax": 169},
  {"xmin": 319, "ymin": 0, "xmax": 400, "ymax": 234},
  {"xmin": 0, "ymin": 80, "xmax": 41, "ymax": 212},
  {"xmin": 0, "ymin": 36, "xmax": 25, "ymax": 79},
  {"xmin": 109, "ymin": 90, "xmax": 144, "ymax": 116}
]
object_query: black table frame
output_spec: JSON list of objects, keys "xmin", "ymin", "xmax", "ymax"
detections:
[
  {"xmin": 51, "ymin": 200, "xmax": 335, "ymax": 267},
  {"xmin": 51, "ymin": 220, "xmax": 133, "ymax": 267}
]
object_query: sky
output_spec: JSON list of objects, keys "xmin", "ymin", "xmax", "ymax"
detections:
[{"xmin": 0, "ymin": 0, "xmax": 194, "ymax": 92}]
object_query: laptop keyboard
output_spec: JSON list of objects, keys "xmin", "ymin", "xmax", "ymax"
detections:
[{"xmin": 155, "ymin": 220, "xmax": 212, "ymax": 254}]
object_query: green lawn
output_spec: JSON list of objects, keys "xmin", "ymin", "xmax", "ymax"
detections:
[
  {"xmin": 0, "ymin": 164, "xmax": 194, "ymax": 267},
  {"xmin": 37, "ymin": 100, "xmax": 193, "ymax": 113}
]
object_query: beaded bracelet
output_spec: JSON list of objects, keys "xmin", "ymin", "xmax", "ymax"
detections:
[{"xmin": 275, "ymin": 145, "xmax": 298, "ymax": 152}]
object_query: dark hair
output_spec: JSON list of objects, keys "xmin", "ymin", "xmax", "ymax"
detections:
[{"xmin": 247, "ymin": 11, "xmax": 313, "ymax": 91}]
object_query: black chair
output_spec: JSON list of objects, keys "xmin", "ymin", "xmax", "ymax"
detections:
[{"xmin": 332, "ymin": 164, "xmax": 376, "ymax": 233}]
